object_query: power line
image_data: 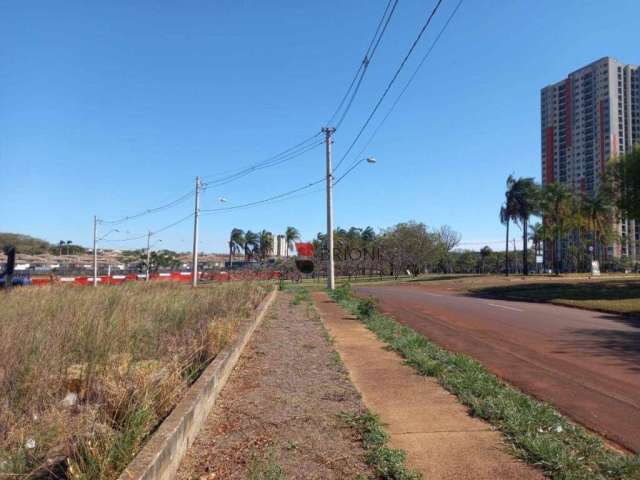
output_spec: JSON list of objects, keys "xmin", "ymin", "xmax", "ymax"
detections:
[
  {"xmin": 337, "ymin": 0, "xmax": 464, "ymax": 184},
  {"xmin": 100, "ymin": 189, "xmax": 195, "ymax": 225},
  {"xmin": 104, "ymin": 212, "xmax": 195, "ymax": 243},
  {"xmin": 202, "ymin": 139, "xmax": 323, "ymax": 188},
  {"xmin": 201, "ymin": 177, "xmax": 325, "ymax": 214},
  {"xmin": 334, "ymin": 0, "xmax": 445, "ymax": 172},
  {"xmin": 330, "ymin": 0, "xmax": 399, "ymax": 130},
  {"xmin": 99, "ymin": 134, "xmax": 322, "ymax": 226},
  {"xmin": 201, "ymin": 132, "xmax": 322, "ymax": 183}
]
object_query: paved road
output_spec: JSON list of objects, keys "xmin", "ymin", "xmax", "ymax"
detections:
[{"xmin": 355, "ymin": 284, "xmax": 640, "ymax": 453}]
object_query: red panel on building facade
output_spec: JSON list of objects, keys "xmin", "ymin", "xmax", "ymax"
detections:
[
  {"xmin": 564, "ymin": 79, "xmax": 572, "ymax": 147},
  {"xmin": 545, "ymin": 126, "xmax": 555, "ymax": 183},
  {"xmin": 599, "ymin": 100, "xmax": 606, "ymax": 174}
]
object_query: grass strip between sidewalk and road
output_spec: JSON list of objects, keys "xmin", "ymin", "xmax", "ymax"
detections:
[
  {"xmin": 340, "ymin": 411, "xmax": 421, "ymax": 480},
  {"xmin": 329, "ymin": 283, "xmax": 640, "ymax": 480}
]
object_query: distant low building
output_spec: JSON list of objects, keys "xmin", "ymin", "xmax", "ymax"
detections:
[{"xmin": 276, "ymin": 234, "xmax": 287, "ymax": 257}]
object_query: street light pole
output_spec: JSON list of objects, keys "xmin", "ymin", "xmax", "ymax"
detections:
[
  {"xmin": 92, "ymin": 215, "xmax": 98, "ymax": 287},
  {"xmin": 146, "ymin": 230, "xmax": 152, "ymax": 282},
  {"xmin": 323, "ymin": 127, "xmax": 336, "ymax": 290},
  {"xmin": 191, "ymin": 176, "xmax": 201, "ymax": 287}
]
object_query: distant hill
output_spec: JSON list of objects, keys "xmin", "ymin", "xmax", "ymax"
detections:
[{"xmin": 0, "ymin": 232, "xmax": 52, "ymax": 254}]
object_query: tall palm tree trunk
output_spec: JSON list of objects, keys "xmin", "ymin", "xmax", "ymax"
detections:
[
  {"xmin": 522, "ymin": 217, "xmax": 528, "ymax": 276},
  {"xmin": 505, "ymin": 221, "xmax": 510, "ymax": 276},
  {"xmin": 555, "ymin": 228, "xmax": 561, "ymax": 275}
]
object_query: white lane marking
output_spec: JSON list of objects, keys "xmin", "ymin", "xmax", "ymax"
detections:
[
  {"xmin": 423, "ymin": 292, "xmax": 444, "ymax": 297},
  {"xmin": 487, "ymin": 303, "xmax": 524, "ymax": 312}
]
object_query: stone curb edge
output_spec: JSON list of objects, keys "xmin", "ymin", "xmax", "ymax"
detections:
[{"xmin": 118, "ymin": 287, "xmax": 278, "ymax": 480}]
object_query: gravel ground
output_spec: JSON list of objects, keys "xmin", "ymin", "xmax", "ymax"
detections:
[{"xmin": 177, "ymin": 291, "xmax": 373, "ymax": 480}]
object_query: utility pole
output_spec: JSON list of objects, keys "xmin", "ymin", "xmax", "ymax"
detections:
[
  {"xmin": 323, "ymin": 127, "xmax": 336, "ymax": 290},
  {"xmin": 146, "ymin": 230, "xmax": 152, "ymax": 282},
  {"xmin": 191, "ymin": 176, "xmax": 201, "ymax": 287},
  {"xmin": 92, "ymin": 215, "xmax": 98, "ymax": 287}
]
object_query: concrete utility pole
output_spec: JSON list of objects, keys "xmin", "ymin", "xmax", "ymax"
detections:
[
  {"xmin": 92, "ymin": 215, "xmax": 98, "ymax": 287},
  {"xmin": 146, "ymin": 230, "xmax": 152, "ymax": 282},
  {"xmin": 191, "ymin": 176, "xmax": 201, "ymax": 287},
  {"xmin": 323, "ymin": 127, "xmax": 336, "ymax": 290}
]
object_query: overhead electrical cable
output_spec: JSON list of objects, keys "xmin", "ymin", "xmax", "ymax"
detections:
[
  {"xmin": 201, "ymin": 177, "xmax": 325, "ymax": 214},
  {"xmin": 335, "ymin": 0, "xmax": 464, "ymax": 186},
  {"xmin": 333, "ymin": 0, "xmax": 445, "ymax": 173},
  {"xmin": 100, "ymin": 189, "xmax": 195, "ymax": 225},
  {"xmin": 202, "ymin": 139, "xmax": 323, "ymax": 188},
  {"xmin": 329, "ymin": 0, "xmax": 399, "ymax": 129},
  {"xmin": 103, "ymin": 212, "xmax": 195, "ymax": 243},
  {"xmin": 201, "ymin": 132, "xmax": 322, "ymax": 183}
]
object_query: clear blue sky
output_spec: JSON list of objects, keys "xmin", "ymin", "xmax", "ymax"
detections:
[{"xmin": 2, "ymin": 0, "xmax": 639, "ymax": 253}]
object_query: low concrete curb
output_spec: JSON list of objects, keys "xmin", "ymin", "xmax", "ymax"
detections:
[{"xmin": 118, "ymin": 288, "xmax": 277, "ymax": 480}]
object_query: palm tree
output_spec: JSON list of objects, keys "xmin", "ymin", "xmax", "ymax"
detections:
[
  {"xmin": 509, "ymin": 177, "xmax": 540, "ymax": 275},
  {"xmin": 479, "ymin": 246, "xmax": 492, "ymax": 273},
  {"xmin": 581, "ymin": 193, "xmax": 614, "ymax": 265},
  {"xmin": 540, "ymin": 182, "xmax": 572, "ymax": 274},
  {"xmin": 228, "ymin": 228, "xmax": 244, "ymax": 264},
  {"xmin": 361, "ymin": 226, "xmax": 376, "ymax": 243},
  {"xmin": 244, "ymin": 230, "xmax": 258, "ymax": 261},
  {"xmin": 500, "ymin": 175, "xmax": 519, "ymax": 276},
  {"xmin": 528, "ymin": 222, "xmax": 545, "ymax": 270},
  {"xmin": 58, "ymin": 240, "xmax": 65, "ymax": 256},
  {"xmin": 500, "ymin": 206, "xmax": 510, "ymax": 275},
  {"xmin": 284, "ymin": 226, "xmax": 300, "ymax": 258},
  {"xmin": 258, "ymin": 230, "xmax": 273, "ymax": 259},
  {"xmin": 66, "ymin": 240, "xmax": 73, "ymax": 255}
]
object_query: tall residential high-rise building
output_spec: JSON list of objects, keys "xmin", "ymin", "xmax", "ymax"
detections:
[{"xmin": 541, "ymin": 57, "xmax": 640, "ymax": 262}]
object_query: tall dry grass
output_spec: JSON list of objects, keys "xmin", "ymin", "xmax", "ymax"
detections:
[{"xmin": 0, "ymin": 281, "xmax": 267, "ymax": 479}]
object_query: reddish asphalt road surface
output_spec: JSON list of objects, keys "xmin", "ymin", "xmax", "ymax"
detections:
[{"xmin": 355, "ymin": 284, "xmax": 640, "ymax": 453}]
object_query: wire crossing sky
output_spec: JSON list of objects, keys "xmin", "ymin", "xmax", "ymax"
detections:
[{"xmin": 2, "ymin": 1, "xmax": 639, "ymax": 252}]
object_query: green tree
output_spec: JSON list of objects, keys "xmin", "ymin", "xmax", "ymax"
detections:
[
  {"xmin": 284, "ymin": 226, "xmax": 300, "ymax": 257},
  {"xmin": 228, "ymin": 228, "xmax": 245, "ymax": 264},
  {"xmin": 145, "ymin": 249, "xmax": 180, "ymax": 272},
  {"xmin": 581, "ymin": 193, "xmax": 614, "ymax": 265},
  {"xmin": 509, "ymin": 177, "xmax": 540, "ymax": 275},
  {"xmin": 258, "ymin": 230, "xmax": 273, "ymax": 259},
  {"xmin": 608, "ymin": 146, "xmax": 640, "ymax": 220},
  {"xmin": 0, "ymin": 233, "xmax": 51, "ymax": 255},
  {"xmin": 479, "ymin": 246, "xmax": 492, "ymax": 273},
  {"xmin": 361, "ymin": 226, "xmax": 376, "ymax": 243},
  {"xmin": 540, "ymin": 182, "xmax": 572, "ymax": 274},
  {"xmin": 244, "ymin": 230, "xmax": 258, "ymax": 261},
  {"xmin": 501, "ymin": 175, "xmax": 519, "ymax": 276}
]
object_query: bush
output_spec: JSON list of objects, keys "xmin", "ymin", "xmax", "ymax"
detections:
[
  {"xmin": 333, "ymin": 282, "xmax": 352, "ymax": 302},
  {"xmin": 357, "ymin": 297, "xmax": 378, "ymax": 318}
]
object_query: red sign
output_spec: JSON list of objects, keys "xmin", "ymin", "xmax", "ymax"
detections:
[{"xmin": 295, "ymin": 242, "xmax": 314, "ymax": 257}]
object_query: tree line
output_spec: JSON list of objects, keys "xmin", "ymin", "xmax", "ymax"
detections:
[
  {"xmin": 228, "ymin": 226, "xmax": 301, "ymax": 262},
  {"xmin": 0, "ymin": 233, "xmax": 85, "ymax": 256},
  {"xmin": 500, "ymin": 146, "xmax": 640, "ymax": 274},
  {"xmin": 307, "ymin": 222, "xmax": 463, "ymax": 278}
]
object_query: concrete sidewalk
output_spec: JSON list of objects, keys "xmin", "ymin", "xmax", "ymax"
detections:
[{"xmin": 312, "ymin": 292, "xmax": 542, "ymax": 480}]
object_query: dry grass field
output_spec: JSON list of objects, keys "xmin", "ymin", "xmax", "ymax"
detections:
[{"xmin": 0, "ymin": 281, "xmax": 267, "ymax": 479}]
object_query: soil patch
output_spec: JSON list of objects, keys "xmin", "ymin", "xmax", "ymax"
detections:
[{"xmin": 177, "ymin": 292, "xmax": 373, "ymax": 479}]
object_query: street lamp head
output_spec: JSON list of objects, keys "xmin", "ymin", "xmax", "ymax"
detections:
[
  {"xmin": 218, "ymin": 197, "xmax": 228, "ymax": 203},
  {"xmin": 366, "ymin": 157, "xmax": 377, "ymax": 164}
]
